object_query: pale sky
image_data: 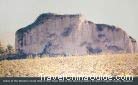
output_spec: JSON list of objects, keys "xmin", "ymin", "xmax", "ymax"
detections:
[{"xmin": 0, "ymin": 0, "xmax": 138, "ymax": 47}]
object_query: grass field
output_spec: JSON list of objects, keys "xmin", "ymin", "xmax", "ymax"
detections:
[{"xmin": 0, "ymin": 54, "xmax": 138, "ymax": 77}]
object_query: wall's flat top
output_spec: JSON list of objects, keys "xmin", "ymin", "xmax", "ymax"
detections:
[{"xmin": 16, "ymin": 13, "xmax": 81, "ymax": 35}]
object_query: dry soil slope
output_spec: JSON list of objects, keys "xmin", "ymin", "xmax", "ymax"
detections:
[{"xmin": 0, "ymin": 54, "xmax": 138, "ymax": 77}]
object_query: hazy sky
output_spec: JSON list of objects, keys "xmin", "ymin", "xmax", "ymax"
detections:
[{"xmin": 0, "ymin": 0, "xmax": 138, "ymax": 47}]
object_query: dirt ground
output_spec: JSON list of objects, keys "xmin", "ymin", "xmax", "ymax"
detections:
[{"xmin": 0, "ymin": 54, "xmax": 138, "ymax": 77}]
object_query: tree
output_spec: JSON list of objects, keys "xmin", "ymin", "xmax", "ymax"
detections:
[
  {"xmin": 0, "ymin": 42, "xmax": 5, "ymax": 55},
  {"xmin": 6, "ymin": 44, "xmax": 14, "ymax": 54}
]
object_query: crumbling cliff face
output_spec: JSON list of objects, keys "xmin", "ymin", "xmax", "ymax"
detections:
[{"xmin": 15, "ymin": 13, "xmax": 138, "ymax": 56}]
